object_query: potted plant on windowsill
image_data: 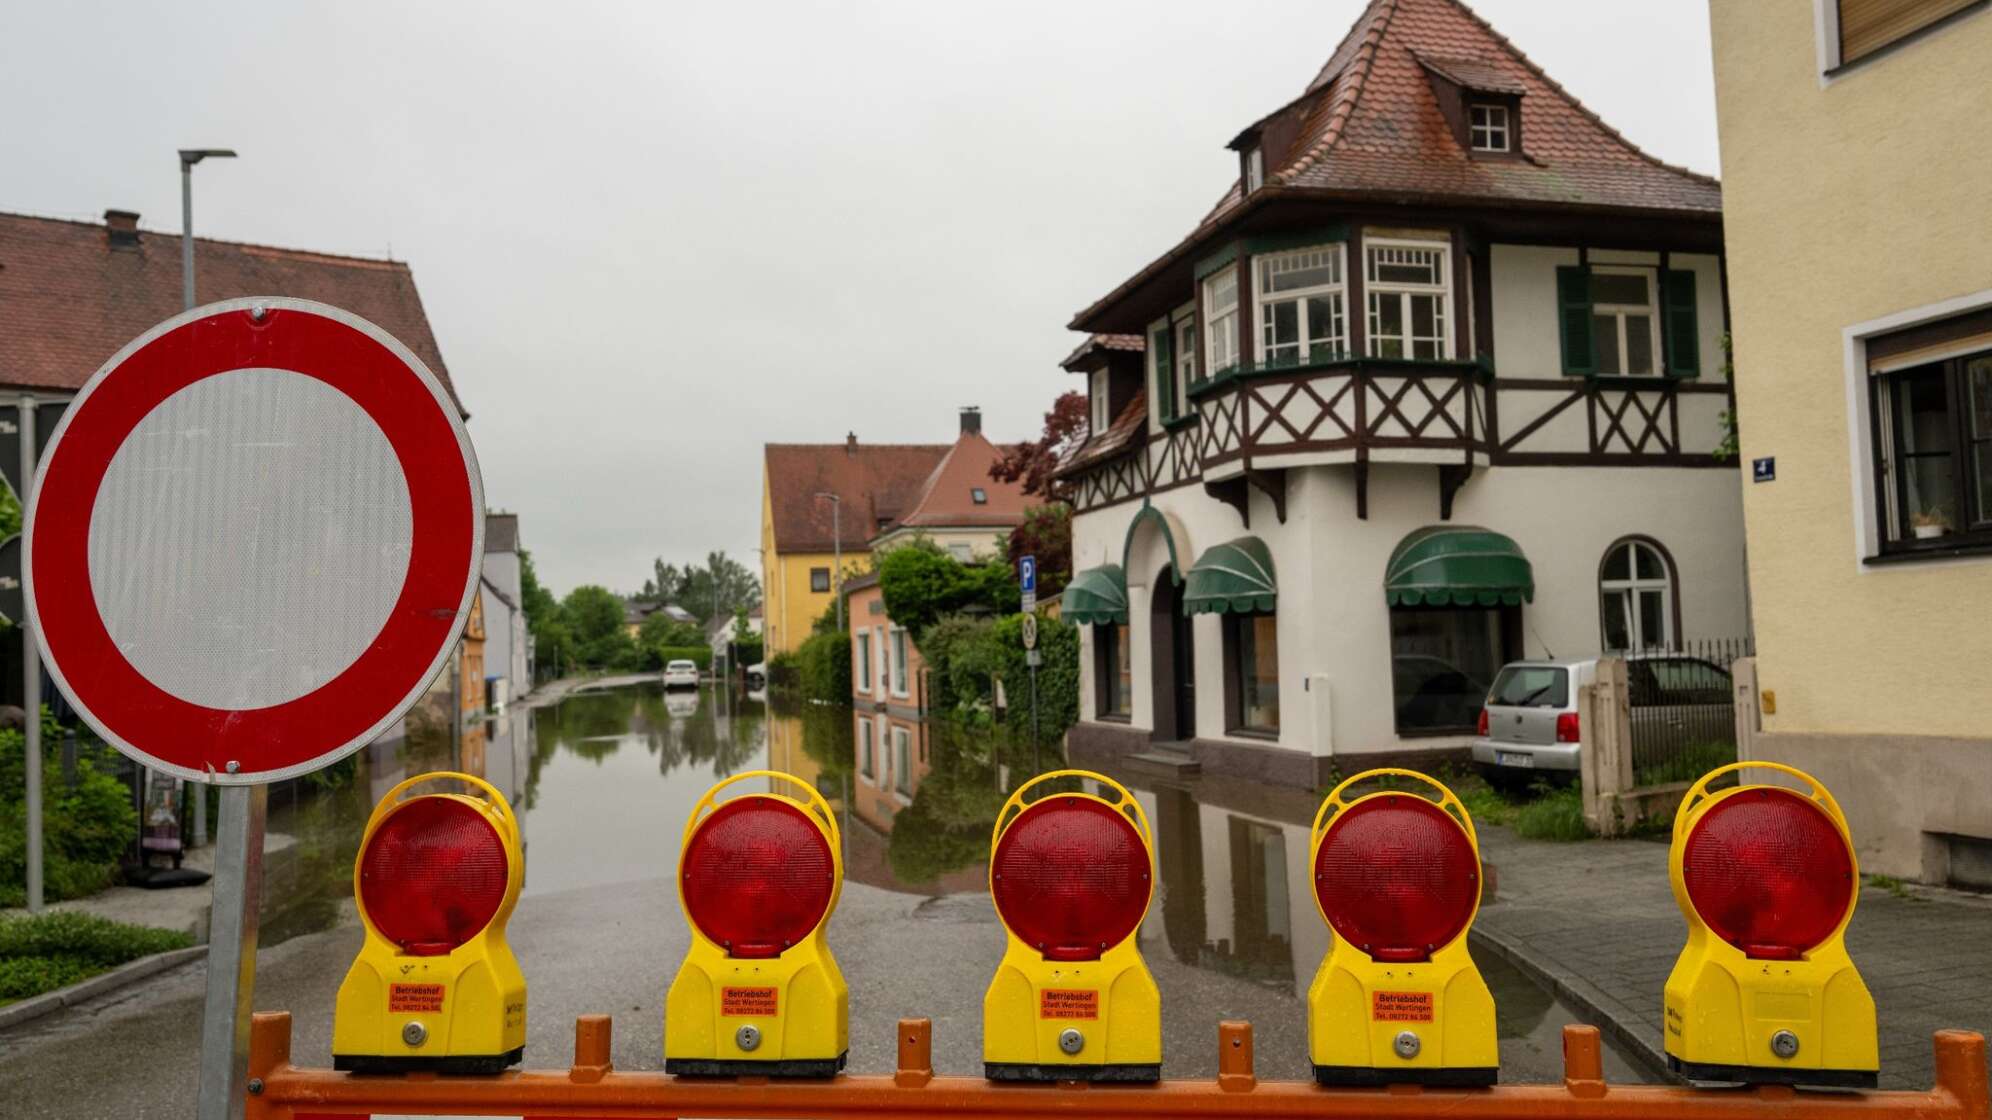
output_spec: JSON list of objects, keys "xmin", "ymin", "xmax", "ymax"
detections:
[{"xmin": 1910, "ymin": 503, "xmax": 1954, "ymax": 540}]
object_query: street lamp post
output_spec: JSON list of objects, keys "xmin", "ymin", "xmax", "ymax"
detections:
[
  {"xmin": 179, "ymin": 149, "xmax": 237, "ymax": 312},
  {"xmin": 177, "ymin": 147, "xmax": 234, "ymax": 852},
  {"xmin": 815, "ymin": 493, "xmax": 842, "ymax": 632}
]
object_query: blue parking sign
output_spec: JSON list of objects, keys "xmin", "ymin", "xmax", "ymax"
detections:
[{"xmin": 1019, "ymin": 556, "xmax": 1037, "ymax": 593}]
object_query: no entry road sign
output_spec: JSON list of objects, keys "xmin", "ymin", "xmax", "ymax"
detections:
[{"xmin": 26, "ymin": 298, "xmax": 483, "ymax": 784}]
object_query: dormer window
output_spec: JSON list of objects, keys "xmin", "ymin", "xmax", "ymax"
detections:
[
  {"xmin": 1469, "ymin": 103, "xmax": 1510, "ymax": 151},
  {"xmin": 1244, "ymin": 146, "xmax": 1264, "ymax": 193},
  {"xmin": 1089, "ymin": 367, "xmax": 1110, "ymax": 433}
]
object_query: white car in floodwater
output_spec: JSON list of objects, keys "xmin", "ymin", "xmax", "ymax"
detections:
[{"xmin": 662, "ymin": 659, "xmax": 700, "ymax": 689}]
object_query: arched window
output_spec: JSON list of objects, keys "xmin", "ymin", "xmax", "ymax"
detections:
[{"xmin": 1599, "ymin": 538, "xmax": 1676, "ymax": 652}]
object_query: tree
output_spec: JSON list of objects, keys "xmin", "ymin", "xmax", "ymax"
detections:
[
  {"xmin": 1006, "ymin": 504, "xmax": 1072, "ymax": 597},
  {"xmin": 679, "ymin": 550, "xmax": 760, "ymax": 623},
  {"xmin": 876, "ymin": 539, "xmax": 1020, "ymax": 641},
  {"xmin": 562, "ymin": 585, "xmax": 632, "ymax": 669},
  {"xmin": 990, "ymin": 390, "xmax": 1088, "ymax": 501}
]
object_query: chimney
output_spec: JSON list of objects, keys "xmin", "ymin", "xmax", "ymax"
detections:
[
  {"xmin": 104, "ymin": 209, "xmax": 141, "ymax": 248},
  {"xmin": 959, "ymin": 406, "xmax": 982, "ymax": 436},
  {"xmin": 846, "ymin": 432, "xmax": 857, "ymax": 454}
]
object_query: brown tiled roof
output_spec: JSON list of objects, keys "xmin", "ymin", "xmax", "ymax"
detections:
[
  {"xmin": 1055, "ymin": 389, "xmax": 1148, "ymax": 478},
  {"xmin": 0, "ymin": 210, "xmax": 464, "ymax": 412},
  {"xmin": 1059, "ymin": 332, "xmax": 1145, "ymax": 371},
  {"xmin": 891, "ymin": 430, "xmax": 1031, "ymax": 533},
  {"xmin": 764, "ymin": 441, "xmax": 949, "ymax": 553},
  {"xmin": 1072, "ymin": 0, "xmax": 1719, "ymax": 332}
]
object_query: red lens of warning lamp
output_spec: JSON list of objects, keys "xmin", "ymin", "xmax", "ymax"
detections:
[
  {"xmin": 358, "ymin": 797, "xmax": 509, "ymax": 956},
  {"xmin": 1313, "ymin": 795, "xmax": 1478, "ymax": 963},
  {"xmin": 991, "ymin": 795, "xmax": 1150, "ymax": 961},
  {"xmin": 1682, "ymin": 786, "xmax": 1854, "ymax": 961},
  {"xmin": 681, "ymin": 797, "xmax": 835, "ymax": 958}
]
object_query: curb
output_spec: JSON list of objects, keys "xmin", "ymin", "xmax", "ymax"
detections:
[
  {"xmin": 0, "ymin": 944, "xmax": 205, "ymax": 1033},
  {"xmin": 1467, "ymin": 925, "xmax": 1677, "ymax": 1083}
]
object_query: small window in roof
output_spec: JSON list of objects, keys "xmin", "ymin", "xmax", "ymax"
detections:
[
  {"xmin": 1245, "ymin": 146, "xmax": 1264, "ymax": 193},
  {"xmin": 1469, "ymin": 103, "xmax": 1510, "ymax": 152},
  {"xmin": 971, "ymin": 487, "xmax": 988, "ymax": 504}
]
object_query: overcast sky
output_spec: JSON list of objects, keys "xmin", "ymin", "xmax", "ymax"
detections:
[{"xmin": 1, "ymin": 0, "xmax": 1720, "ymax": 597}]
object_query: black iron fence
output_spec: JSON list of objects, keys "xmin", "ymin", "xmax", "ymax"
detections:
[{"xmin": 1624, "ymin": 637, "xmax": 1752, "ymax": 786}]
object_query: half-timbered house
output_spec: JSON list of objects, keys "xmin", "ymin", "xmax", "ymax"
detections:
[{"xmin": 1056, "ymin": 0, "xmax": 1748, "ymax": 786}]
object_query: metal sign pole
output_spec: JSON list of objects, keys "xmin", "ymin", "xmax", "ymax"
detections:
[
  {"xmin": 195, "ymin": 781, "xmax": 266, "ymax": 1120},
  {"xmin": 19, "ymin": 394, "xmax": 41, "ymax": 912}
]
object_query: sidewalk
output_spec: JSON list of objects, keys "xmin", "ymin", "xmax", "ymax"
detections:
[{"xmin": 1472, "ymin": 824, "xmax": 1992, "ymax": 1090}]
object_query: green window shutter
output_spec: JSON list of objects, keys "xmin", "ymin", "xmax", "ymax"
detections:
[
  {"xmin": 1556, "ymin": 265, "xmax": 1595, "ymax": 376},
  {"xmin": 1153, "ymin": 326, "xmax": 1175, "ymax": 418},
  {"xmin": 1664, "ymin": 269, "xmax": 1700, "ymax": 378}
]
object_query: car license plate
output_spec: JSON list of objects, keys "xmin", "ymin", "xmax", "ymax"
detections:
[{"xmin": 1496, "ymin": 752, "xmax": 1535, "ymax": 768}]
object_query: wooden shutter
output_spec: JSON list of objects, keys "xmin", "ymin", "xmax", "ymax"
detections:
[
  {"xmin": 1839, "ymin": 0, "xmax": 1982, "ymax": 65},
  {"xmin": 1556, "ymin": 265, "xmax": 1595, "ymax": 376},
  {"xmin": 1153, "ymin": 325, "xmax": 1175, "ymax": 419},
  {"xmin": 1664, "ymin": 270, "xmax": 1700, "ymax": 378}
]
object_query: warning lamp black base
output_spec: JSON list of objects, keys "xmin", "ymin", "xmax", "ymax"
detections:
[
  {"xmin": 334, "ymin": 1046, "xmax": 524, "ymax": 1075},
  {"xmin": 1668, "ymin": 1056, "xmax": 1878, "ymax": 1090},
  {"xmin": 666, "ymin": 1051, "xmax": 848, "ymax": 1078},
  {"xmin": 1312, "ymin": 1064, "xmax": 1499, "ymax": 1088},
  {"xmin": 984, "ymin": 1062, "xmax": 1162, "ymax": 1083}
]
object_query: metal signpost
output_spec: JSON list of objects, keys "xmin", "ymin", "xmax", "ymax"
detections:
[
  {"xmin": 25, "ymin": 298, "xmax": 483, "ymax": 1120},
  {"xmin": 1, "ymin": 395, "xmax": 68, "ymax": 913},
  {"xmin": 1019, "ymin": 557, "xmax": 1039, "ymax": 768}
]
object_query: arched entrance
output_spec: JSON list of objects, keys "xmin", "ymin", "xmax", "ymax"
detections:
[{"xmin": 1150, "ymin": 564, "xmax": 1195, "ymax": 743}]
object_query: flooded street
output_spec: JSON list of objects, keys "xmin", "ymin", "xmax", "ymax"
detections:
[{"xmin": 0, "ymin": 679, "xmax": 1652, "ymax": 1117}]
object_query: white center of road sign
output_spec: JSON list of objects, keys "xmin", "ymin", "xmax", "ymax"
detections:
[{"xmin": 88, "ymin": 368, "xmax": 414, "ymax": 710}]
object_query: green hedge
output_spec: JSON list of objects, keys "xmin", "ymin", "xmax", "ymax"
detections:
[
  {"xmin": 916, "ymin": 613, "xmax": 1077, "ymax": 739},
  {"xmin": 649, "ymin": 645, "xmax": 712, "ymax": 671},
  {"xmin": 0, "ymin": 911, "xmax": 192, "ymax": 1002},
  {"xmin": 795, "ymin": 629, "xmax": 851, "ymax": 705}
]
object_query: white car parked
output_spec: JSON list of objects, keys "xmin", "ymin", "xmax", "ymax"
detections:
[{"xmin": 662, "ymin": 659, "xmax": 700, "ymax": 690}]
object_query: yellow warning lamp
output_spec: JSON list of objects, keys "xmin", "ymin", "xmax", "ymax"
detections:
[
  {"xmin": 1306, "ymin": 768, "xmax": 1497, "ymax": 1086},
  {"xmin": 333, "ymin": 771, "xmax": 526, "ymax": 1073},
  {"xmin": 665, "ymin": 770, "xmax": 848, "ymax": 1077},
  {"xmin": 983, "ymin": 769, "xmax": 1160, "ymax": 1082},
  {"xmin": 1664, "ymin": 762, "xmax": 1877, "ymax": 1087}
]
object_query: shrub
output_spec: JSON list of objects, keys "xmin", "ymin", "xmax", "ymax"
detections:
[
  {"xmin": 1511, "ymin": 784, "xmax": 1590, "ymax": 842},
  {"xmin": 877, "ymin": 540, "xmax": 1017, "ymax": 637},
  {"xmin": 766, "ymin": 652, "xmax": 799, "ymax": 688},
  {"xmin": 0, "ymin": 718, "xmax": 139, "ymax": 908},
  {"xmin": 914, "ymin": 612, "xmax": 1079, "ymax": 740},
  {"xmin": 794, "ymin": 629, "xmax": 851, "ymax": 705},
  {"xmin": 646, "ymin": 645, "xmax": 712, "ymax": 671},
  {"xmin": 0, "ymin": 911, "xmax": 193, "ymax": 1001}
]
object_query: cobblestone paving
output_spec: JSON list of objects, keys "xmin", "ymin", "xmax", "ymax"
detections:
[{"xmin": 1473, "ymin": 825, "xmax": 1992, "ymax": 1090}]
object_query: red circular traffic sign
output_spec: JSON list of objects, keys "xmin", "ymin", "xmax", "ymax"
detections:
[{"xmin": 26, "ymin": 298, "xmax": 483, "ymax": 784}]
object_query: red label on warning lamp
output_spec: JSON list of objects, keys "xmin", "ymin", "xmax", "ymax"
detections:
[
  {"xmin": 1040, "ymin": 988, "xmax": 1100, "ymax": 1020},
  {"xmin": 721, "ymin": 986, "xmax": 779, "ymax": 1017},
  {"xmin": 1371, "ymin": 990, "xmax": 1434, "ymax": 1022},
  {"xmin": 388, "ymin": 983, "xmax": 445, "ymax": 1013}
]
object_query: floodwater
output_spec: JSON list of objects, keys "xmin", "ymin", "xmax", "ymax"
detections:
[{"xmin": 252, "ymin": 678, "xmax": 1653, "ymax": 1081}]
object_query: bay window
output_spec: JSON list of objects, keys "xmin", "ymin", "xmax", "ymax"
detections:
[
  {"xmin": 1366, "ymin": 240, "xmax": 1451, "ymax": 360},
  {"xmin": 1256, "ymin": 245, "xmax": 1348, "ymax": 368},
  {"xmin": 1203, "ymin": 268, "xmax": 1240, "ymax": 376}
]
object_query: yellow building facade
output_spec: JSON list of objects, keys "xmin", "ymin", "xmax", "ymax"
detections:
[
  {"xmin": 759, "ymin": 477, "xmax": 870, "ymax": 657},
  {"xmin": 1711, "ymin": 0, "xmax": 1992, "ymax": 882}
]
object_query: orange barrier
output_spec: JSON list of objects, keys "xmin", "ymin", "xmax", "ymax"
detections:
[{"xmin": 243, "ymin": 1011, "xmax": 1989, "ymax": 1120}]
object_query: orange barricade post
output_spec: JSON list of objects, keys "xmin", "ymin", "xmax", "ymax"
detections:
[{"xmin": 244, "ymin": 1010, "xmax": 1991, "ymax": 1120}]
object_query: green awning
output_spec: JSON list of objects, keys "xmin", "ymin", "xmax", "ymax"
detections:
[
  {"xmin": 1183, "ymin": 537, "xmax": 1276, "ymax": 616},
  {"xmin": 1384, "ymin": 526, "xmax": 1534, "ymax": 607},
  {"xmin": 1063, "ymin": 564, "xmax": 1128, "ymax": 625}
]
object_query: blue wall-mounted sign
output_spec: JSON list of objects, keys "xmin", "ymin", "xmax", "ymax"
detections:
[{"xmin": 1752, "ymin": 457, "xmax": 1776, "ymax": 483}]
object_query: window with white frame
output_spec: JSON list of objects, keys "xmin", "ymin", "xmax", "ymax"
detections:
[
  {"xmin": 873, "ymin": 626, "xmax": 885, "ymax": 691},
  {"xmin": 1599, "ymin": 538, "xmax": 1675, "ymax": 652},
  {"xmin": 1244, "ymin": 146, "xmax": 1264, "ymax": 192},
  {"xmin": 948, "ymin": 543, "xmax": 972, "ymax": 562},
  {"xmin": 892, "ymin": 726, "xmax": 913, "ymax": 796},
  {"xmin": 1468, "ymin": 103, "xmax": 1510, "ymax": 151},
  {"xmin": 1365, "ymin": 241, "xmax": 1451, "ymax": 360},
  {"xmin": 1256, "ymin": 244, "xmax": 1347, "ymax": 368},
  {"xmin": 856, "ymin": 629, "xmax": 872, "ymax": 691},
  {"xmin": 1090, "ymin": 367, "xmax": 1110, "ymax": 432},
  {"xmin": 1203, "ymin": 268, "xmax": 1241, "ymax": 376},
  {"xmin": 859, "ymin": 718, "xmax": 875, "ymax": 779},
  {"xmin": 1590, "ymin": 267, "xmax": 1660, "ymax": 376},
  {"xmin": 890, "ymin": 627, "xmax": 909, "ymax": 696}
]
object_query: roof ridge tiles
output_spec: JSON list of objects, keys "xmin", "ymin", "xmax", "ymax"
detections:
[
  {"xmin": 0, "ymin": 209, "xmax": 412, "ymax": 269},
  {"xmin": 1280, "ymin": 0, "xmax": 1401, "ymax": 184}
]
